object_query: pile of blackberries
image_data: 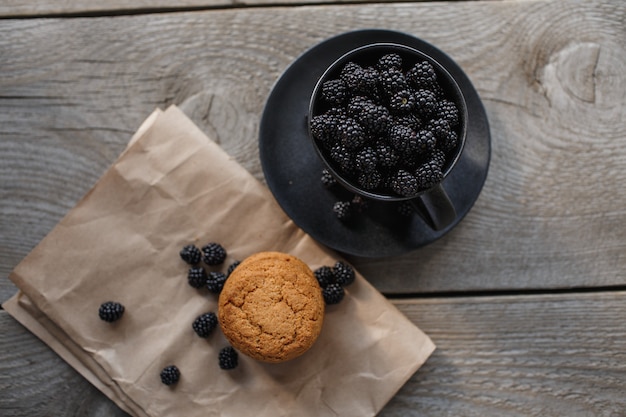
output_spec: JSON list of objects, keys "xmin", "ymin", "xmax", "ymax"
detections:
[{"xmin": 311, "ymin": 52, "xmax": 462, "ymax": 199}]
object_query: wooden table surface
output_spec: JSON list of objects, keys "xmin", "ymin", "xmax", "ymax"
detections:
[{"xmin": 1, "ymin": 0, "xmax": 625, "ymax": 415}]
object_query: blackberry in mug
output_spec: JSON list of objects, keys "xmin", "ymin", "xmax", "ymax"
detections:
[{"xmin": 309, "ymin": 44, "xmax": 464, "ymax": 198}]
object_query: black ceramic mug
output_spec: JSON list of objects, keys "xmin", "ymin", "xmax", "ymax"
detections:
[{"xmin": 307, "ymin": 43, "xmax": 468, "ymax": 231}]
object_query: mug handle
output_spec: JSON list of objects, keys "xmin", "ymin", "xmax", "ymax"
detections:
[{"xmin": 408, "ymin": 184, "xmax": 456, "ymax": 231}]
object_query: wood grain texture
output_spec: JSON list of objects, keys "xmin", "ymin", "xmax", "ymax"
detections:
[
  {"xmin": 1, "ymin": 0, "xmax": 625, "ymax": 299},
  {"xmin": 0, "ymin": 0, "xmax": 415, "ymax": 18},
  {"xmin": 383, "ymin": 291, "xmax": 626, "ymax": 417},
  {"xmin": 0, "ymin": 311, "xmax": 129, "ymax": 417},
  {"xmin": 1, "ymin": 291, "xmax": 624, "ymax": 416}
]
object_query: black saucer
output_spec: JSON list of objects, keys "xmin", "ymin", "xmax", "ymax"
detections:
[{"xmin": 259, "ymin": 29, "xmax": 491, "ymax": 258}]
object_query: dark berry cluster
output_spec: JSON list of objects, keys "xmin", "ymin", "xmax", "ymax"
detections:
[
  {"xmin": 201, "ymin": 242, "xmax": 227, "ymax": 265},
  {"xmin": 160, "ymin": 365, "xmax": 181, "ymax": 386},
  {"xmin": 327, "ymin": 191, "xmax": 370, "ymax": 221},
  {"xmin": 178, "ymin": 242, "xmax": 241, "ymax": 371},
  {"xmin": 314, "ymin": 260, "xmax": 356, "ymax": 305},
  {"xmin": 311, "ymin": 52, "xmax": 461, "ymax": 198},
  {"xmin": 178, "ymin": 243, "xmax": 240, "ymax": 294},
  {"xmin": 192, "ymin": 312, "xmax": 218, "ymax": 338},
  {"xmin": 98, "ymin": 301, "xmax": 125, "ymax": 322},
  {"xmin": 179, "ymin": 244, "xmax": 202, "ymax": 265},
  {"xmin": 218, "ymin": 346, "xmax": 239, "ymax": 370}
]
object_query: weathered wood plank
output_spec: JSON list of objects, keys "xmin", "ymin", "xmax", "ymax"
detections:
[
  {"xmin": 1, "ymin": 0, "xmax": 625, "ymax": 299},
  {"xmin": 0, "ymin": 0, "xmax": 419, "ymax": 18},
  {"xmin": 1, "ymin": 291, "xmax": 624, "ymax": 416},
  {"xmin": 0, "ymin": 310, "xmax": 129, "ymax": 416}
]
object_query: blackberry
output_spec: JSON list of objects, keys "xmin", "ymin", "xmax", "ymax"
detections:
[
  {"xmin": 388, "ymin": 124, "xmax": 416, "ymax": 154},
  {"xmin": 376, "ymin": 144, "xmax": 400, "ymax": 168},
  {"xmin": 391, "ymin": 170, "xmax": 419, "ymax": 197},
  {"xmin": 321, "ymin": 168, "xmax": 337, "ymax": 188},
  {"xmin": 322, "ymin": 283, "xmax": 345, "ymax": 305},
  {"xmin": 192, "ymin": 312, "xmax": 218, "ymax": 338},
  {"xmin": 333, "ymin": 201, "xmax": 352, "ymax": 221},
  {"xmin": 436, "ymin": 99, "xmax": 460, "ymax": 126},
  {"xmin": 356, "ymin": 102, "xmax": 390, "ymax": 135},
  {"xmin": 337, "ymin": 117, "xmax": 366, "ymax": 150},
  {"xmin": 355, "ymin": 66, "xmax": 380, "ymax": 94},
  {"xmin": 358, "ymin": 170, "xmax": 382, "ymax": 190},
  {"xmin": 321, "ymin": 79, "xmax": 348, "ymax": 104},
  {"xmin": 430, "ymin": 149, "xmax": 447, "ymax": 170},
  {"xmin": 389, "ymin": 89, "xmax": 416, "ymax": 114},
  {"xmin": 187, "ymin": 266, "xmax": 207, "ymax": 289},
  {"xmin": 397, "ymin": 201, "xmax": 414, "ymax": 217},
  {"xmin": 227, "ymin": 260, "xmax": 241, "ymax": 276},
  {"xmin": 98, "ymin": 301, "xmax": 125, "ymax": 322},
  {"xmin": 378, "ymin": 68, "xmax": 408, "ymax": 93},
  {"xmin": 327, "ymin": 106, "xmax": 348, "ymax": 119},
  {"xmin": 415, "ymin": 161, "xmax": 444, "ymax": 190},
  {"xmin": 310, "ymin": 114, "xmax": 338, "ymax": 145},
  {"xmin": 429, "ymin": 118, "xmax": 452, "ymax": 141},
  {"xmin": 219, "ymin": 346, "xmax": 239, "ymax": 370},
  {"xmin": 314, "ymin": 266, "xmax": 335, "ymax": 288},
  {"xmin": 413, "ymin": 89, "xmax": 438, "ymax": 118},
  {"xmin": 160, "ymin": 365, "xmax": 180, "ymax": 386},
  {"xmin": 202, "ymin": 243, "xmax": 227, "ymax": 266},
  {"xmin": 407, "ymin": 61, "xmax": 437, "ymax": 90},
  {"xmin": 430, "ymin": 82, "xmax": 446, "ymax": 100},
  {"xmin": 393, "ymin": 113, "xmax": 422, "ymax": 131},
  {"xmin": 311, "ymin": 114, "xmax": 342, "ymax": 147},
  {"xmin": 330, "ymin": 144, "xmax": 355, "ymax": 175},
  {"xmin": 347, "ymin": 95, "xmax": 372, "ymax": 117},
  {"xmin": 340, "ymin": 62, "xmax": 364, "ymax": 91},
  {"xmin": 333, "ymin": 261, "xmax": 355, "ymax": 286},
  {"xmin": 351, "ymin": 194, "xmax": 369, "ymax": 213},
  {"xmin": 355, "ymin": 147, "xmax": 377, "ymax": 173},
  {"xmin": 415, "ymin": 129, "xmax": 437, "ymax": 154},
  {"xmin": 440, "ymin": 130, "xmax": 459, "ymax": 153},
  {"xmin": 206, "ymin": 271, "xmax": 228, "ymax": 294},
  {"xmin": 377, "ymin": 53, "xmax": 403, "ymax": 70},
  {"xmin": 179, "ymin": 244, "xmax": 202, "ymax": 265}
]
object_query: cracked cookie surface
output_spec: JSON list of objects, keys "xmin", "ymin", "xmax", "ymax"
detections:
[{"xmin": 218, "ymin": 252, "xmax": 324, "ymax": 363}]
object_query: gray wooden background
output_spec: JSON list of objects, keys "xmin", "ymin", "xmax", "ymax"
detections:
[{"xmin": 1, "ymin": 0, "xmax": 625, "ymax": 415}]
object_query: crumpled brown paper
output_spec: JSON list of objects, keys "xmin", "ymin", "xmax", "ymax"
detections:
[{"xmin": 3, "ymin": 106, "xmax": 435, "ymax": 417}]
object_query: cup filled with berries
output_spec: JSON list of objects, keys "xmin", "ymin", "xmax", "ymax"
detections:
[{"xmin": 308, "ymin": 43, "xmax": 468, "ymax": 230}]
